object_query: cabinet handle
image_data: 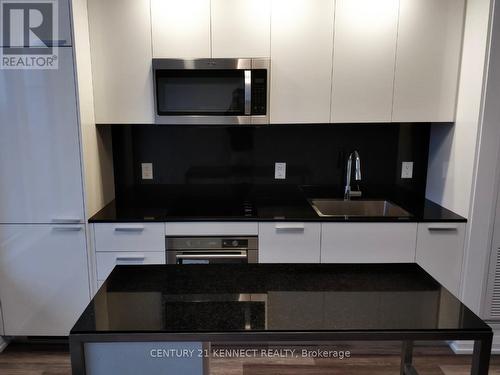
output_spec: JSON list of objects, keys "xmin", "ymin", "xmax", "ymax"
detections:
[
  {"xmin": 275, "ymin": 223, "xmax": 305, "ymax": 232},
  {"xmin": 115, "ymin": 255, "xmax": 146, "ymax": 262},
  {"xmin": 427, "ymin": 224, "xmax": 459, "ymax": 231},
  {"xmin": 114, "ymin": 226, "xmax": 145, "ymax": 232},
  {"xmin": 52, "ymin": 225, "xmax": 83, "ymax": 231},
  {"xmin": 52, "ymin": 218, "xmax": 81, "ymax": 223}
]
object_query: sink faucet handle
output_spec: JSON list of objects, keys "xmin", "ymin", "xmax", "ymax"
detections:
[{"xmin": 354, "ymin": 150, "xmax": 361, "ymax": 181}]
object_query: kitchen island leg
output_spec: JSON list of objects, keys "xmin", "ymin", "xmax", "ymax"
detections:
[{"xmin": 471, "ymin": 336, "xmax": 492, "ymax": 375}]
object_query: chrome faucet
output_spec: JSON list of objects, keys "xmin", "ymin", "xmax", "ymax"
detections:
[{"xmin": 344, "ymin": 150, "xmax": 362, "ymax": 200}]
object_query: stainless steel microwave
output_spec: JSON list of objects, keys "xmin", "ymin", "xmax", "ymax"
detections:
[{"xmin": 152, "ymin": 58, "xmax": 270, "ymax": 125}]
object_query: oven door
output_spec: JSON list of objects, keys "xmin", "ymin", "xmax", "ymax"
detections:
[
  {"xmin": 153, "ymin": 59, "xmax": 252, "ymax": 124},
  {"xmin": 170, "ymin": 250, "xmax": 249, "ymax": 265}
]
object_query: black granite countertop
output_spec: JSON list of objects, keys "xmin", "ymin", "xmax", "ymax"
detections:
[
  {"xmin": 88, "ymin": 185, "xmax": 466, "ymax": 223},
  {"xmin": 71, "ymin": 264, "xmax": 487, "ymax": 334}
]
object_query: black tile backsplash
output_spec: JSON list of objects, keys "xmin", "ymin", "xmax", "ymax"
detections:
[{"xmin": 110, "ymin": 124, "xmax": 430, "ymax": 199}]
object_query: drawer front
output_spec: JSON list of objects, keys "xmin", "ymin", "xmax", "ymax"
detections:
[
  {"xmin": 165, "ymin": 222, "xmax": 258, "ymax": 236},
  {"xmin": 416, "ymin": 223, "xmax": 466, "ymax": 296},
  {"xmin": 321, "ymin": 223, "xmax": 417, "ymax": 263},
  {"xmin": 94, "ymin": 223, "xmax": 165, "ymax": 252},
  {"xmin": 96, "ymin": 251, "xmax": 165, "ymax": 281},
  {"xmin": 259, "ymin": 222, "xmax": 321, "ymax": 263}
]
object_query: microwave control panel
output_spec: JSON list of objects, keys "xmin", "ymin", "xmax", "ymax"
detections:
[{"xmin": 251, "ymin": 70, "xmax": 267, "ymax": 115}]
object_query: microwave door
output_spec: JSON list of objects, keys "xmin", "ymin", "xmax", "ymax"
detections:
[{"xmin": 155, "ymin": 69, "xmax": 251, "ymax": 124}]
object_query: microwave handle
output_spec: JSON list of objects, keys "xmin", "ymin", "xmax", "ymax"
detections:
[{"xmin": 244, "ymin": 70, "xmax": 252, "ymax": 115}]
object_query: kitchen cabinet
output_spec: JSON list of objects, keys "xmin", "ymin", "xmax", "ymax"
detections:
[
  {"xmin": 0, "ymin": 48, "xmax": 84, "ymax": 223},
  {"xmin": 321, "ymin": 223, "xmax": 417, "ymax": 263},
  {"xmin": 392, "ymin": 0, "xmax": 465, "ymax": 122},
  {"xmin": 57, "ymin": 0, "xmax": 73, "ymax": 46},
  {"xmin": 0, "ymin": 224, "xmax": 90, "ymax": 336},
  {"xmin": 93, "ymin": 223, "xmax": 166, "ymax": 290},
  {"xmin": 331, "ymin": 0, "xmax": 399, "ymax": 123},
  {"xmin": 270, "ymin": 0, "xmax": 335, "ymax": 123},
  {"xmin": 211, "ymin": 0, "xmax": 271, "ymax": 58},
  {"xmin": 94, "ymin": 223, "xmax": 165, "ymax": 252},
  {"xmin": 259, "ymin": 222, "xmax": 321, "ymax": 263},
  {"xmin": 88, "ymin": 0, "xmax": 154, "ymax": 123},
  {"xmin": 415, "ymin": 223, "xmax": 466, "ymax": 297},
  {"xmin": 151, "ymin": 0, "xmax": 211, "ymax": 58},
  {"xmin": 96, "ymin": 252, "xmax": 165, "ymax": 282}
]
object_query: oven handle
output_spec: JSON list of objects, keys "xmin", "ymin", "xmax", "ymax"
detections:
[
  {"xmin": 176, "ymin": 252, "xmax": 247, "ymax": 260},
  {"xmin": 244, "ymin": 70, "xmax": 252, "ymax": 115}
]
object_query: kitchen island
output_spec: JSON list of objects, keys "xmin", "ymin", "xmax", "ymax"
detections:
[{"xmin": 70, "ymin": 264, "xmax": 492, "ymax": 374}]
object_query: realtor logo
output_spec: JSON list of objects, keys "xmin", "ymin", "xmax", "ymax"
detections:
[{"xmin": 0, "ymin": 0, "xmax": 58, "ymax": 69}]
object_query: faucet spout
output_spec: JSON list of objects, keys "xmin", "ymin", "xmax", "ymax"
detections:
[{"xmin": 344, "ymin": 150, "xmax": 362, "ymax": 200}]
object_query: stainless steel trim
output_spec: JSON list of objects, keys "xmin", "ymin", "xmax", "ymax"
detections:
[
  {"xmin": 427, "ymin": 225, "xmax": 459, "ymax": 231},
  {"xmin": 155, "ymin": 115, "xmax": 253, "ymax": 125},
  {"xmin": 52, "ymin": 225, "xmax": 83, "ymax": 231},
  {"xmin": 152, "ymin": 58, "xmax": 252, "ymax": 70},
  {"xmin": 114, "ymin": 226, "xmax": 145, "ymax": 232},
  {"xmin": 115, "ymin": 255, "xmax": 146, "ymax": 261},
  {"xmin": 244, "ymin": 70, "xmax": 252, "ymax": 115},
  {"xmin": 176, "ymin": 253, "xmax": 247, "ymax": 260}
]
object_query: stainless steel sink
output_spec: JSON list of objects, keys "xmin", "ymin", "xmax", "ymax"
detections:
[{"xmin": 308, "ymin": 199, "xmax": 411, "ymax": 218}]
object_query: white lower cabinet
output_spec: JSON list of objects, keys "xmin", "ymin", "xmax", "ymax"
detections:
[
  {"xmin": 96, "ymin": 252, "xmax": 165, "ymax": 282},
  {"xmin": 93, "ymin": 223, "xmax": 167, "ymax": 289},
  {"xmin": 415, "ymin": 223, "xmax": 466, "ymax": 297},
  {"xmin": 0, "ymin": 225, "xmax": 90, "ymax": 336},
  {"xmin": 321, "ymin": 223, "xmax": 417, "ymax": 263},
  {"xmin": 94, "ymin": 223, "xmax": 165, "ymax": 252},
  {"xmin": 259, "ymin": 223, "xmax": 321, "ymax": 263}
]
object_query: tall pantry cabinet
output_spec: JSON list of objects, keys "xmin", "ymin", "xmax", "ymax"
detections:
[{"xmin": 0, "ymin": 0, "xmax": 90, "ymax": 336}]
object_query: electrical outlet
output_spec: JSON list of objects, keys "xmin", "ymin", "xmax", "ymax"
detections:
[
  {"xmin": 401, "ymin": 161, "xmax": 413, "ymax": 179},
  {"xmin": 275, "ymin": 162, "xmax": 286, "ymax": 179},
  {"xmin": 141, "ymin": 163, "xmax": 153, "ymax": 180}
]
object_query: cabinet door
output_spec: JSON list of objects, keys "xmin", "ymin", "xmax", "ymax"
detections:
[
  {"xmin": 211, "ymin": 0, "xmax": 271, "ymax": 58},
  {"xmin": 0, "ymin": 48, "xmax": 84, "ymax": 223},
  {"xmin": 96, "ymin": 251, "xmax": 165, "ymax": 281},
  {"xmin": 270, "ymin": 0, "xmax": 335, "ymax": 123},
  {"xmin": 415, "ymin": 223, "xmax": 465, "ymax": 296},
  {"xmin": 151, "ymin": 0, "xmax": 211, "ymax": 58},
  {"xmin": 259, "ymin": 222, "xmax": 321, "ymax": 263},
  {"xmin": 0, "ymin": 224, "xmax": 90, "ymax": 336},
  {"xmin": 392, "ymin": 0, "xmax": 465, "ymax": 122},
  {"xmin": 321, "ymin": 223, "xmax": 417, "ymax": 263},
  {"xmin": 331, "ymin": 0, "xmax": 399, "ymax": 123},
  {"xmin": 57, "ymin": 0, "xmax": 72, "ymax": 46},
  {"xmin": 88, "ymin": 0, "xmax": 154, "ymax": 123}
]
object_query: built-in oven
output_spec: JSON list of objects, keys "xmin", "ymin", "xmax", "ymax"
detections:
[
  {"xmin": 166, "ymin": 236, "xmax": 258, "ymax": 264},
  {"xmin": 152, "ymin": 58, "xmax": 269, "ymax": 125}
]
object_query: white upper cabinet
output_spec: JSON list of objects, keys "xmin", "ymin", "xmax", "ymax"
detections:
[
  {"xmin": 331, "ymin": 0, "xmax": 399, "ymax": 123},
  {"xmin": 151, "ymin": 0, "xmax": 211, "ymax": 58},
  {"xmin": 0, "ymin": 48, "xmax": 84, "ymax": 223},
  {"xmin": 211, "ymin": 0, "xmax": 271, "ymax": 58},
  {"xmin": 270, "ymin": 0, "xmax": 335, "ymax": 123},
  {"xmin": 88, "ymin": 0, "xmax": 154, "ymax": 123},
  {"xmin": 392, "ymin": 0, "xmax": 465, "ymax": 122}
]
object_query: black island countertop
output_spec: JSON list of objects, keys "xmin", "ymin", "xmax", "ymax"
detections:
[
  {"xmin": 70, "ymin": 264, "xmax": 493, "ymax": 375},
  {"xmin": 88, "ymin": 184, "xmax": 466, "ymax": 223},
  {"xmin": 72, "ymin": 263, "xmax": 486, "ymax": 334}
]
